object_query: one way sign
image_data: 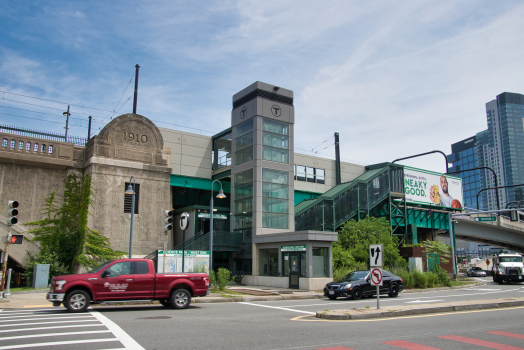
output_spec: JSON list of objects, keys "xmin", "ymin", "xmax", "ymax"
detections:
[{"xmin": 369, "ymin": 244, "xmax": 383, "ymax": 267}]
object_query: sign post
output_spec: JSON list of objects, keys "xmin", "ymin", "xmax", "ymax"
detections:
[
  {"xmin": 180, "ymin": 212, "xmax": 190, "ymax": 273},
  {"xmin": 369, "ymin": 244, "xmax": 384, "ymax": 309}
]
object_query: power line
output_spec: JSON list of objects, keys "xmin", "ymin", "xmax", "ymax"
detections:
[
  {"xmin": 0, "ymin": 104, "xmax": 89, "ymax": 122},
  {"xmin": 98, "ymin": 75, "xmax": 134, "ymax": 125}
]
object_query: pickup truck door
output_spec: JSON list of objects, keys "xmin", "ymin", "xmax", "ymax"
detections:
[
  {"xmin": 132, "ymin": 261, "xmax": 155, "ymax": 299},
  {"xmin": 93, "ymin": 261, "xmax": 135, "ymax": 300}
]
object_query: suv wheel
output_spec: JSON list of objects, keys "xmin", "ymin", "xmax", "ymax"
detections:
[{"xmin": 64, "ymin": 290, "xmax": 90, "ymax": 313}]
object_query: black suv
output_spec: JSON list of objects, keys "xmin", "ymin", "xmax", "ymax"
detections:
[{"xmin": 324, "ymin": 270, "xmax": 404, "ymax": 300}]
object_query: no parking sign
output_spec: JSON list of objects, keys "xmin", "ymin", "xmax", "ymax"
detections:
[{"xmin": 370, "ymin": 268, "xmax": 383, "ymax": 286}]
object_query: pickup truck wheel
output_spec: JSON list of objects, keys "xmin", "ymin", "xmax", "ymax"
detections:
[
  {"xmin": 65, "ymin": 290, "xmax": 90, "ymax": 313},
  {"xmin": 159, "ymin": 299, "xmax": 170, "ymax": 307},
  {"xmin": 170, "ymin": 289, "xmax": 191, "ymax": 309}
]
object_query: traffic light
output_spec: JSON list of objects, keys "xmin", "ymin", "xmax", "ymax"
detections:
[
  {"xmin": 10, "ymin": 235, "xmax": 23, "ymax": 244},
  {"xmin": 164, "ymin": 210, "xmax": 173, "ymax": 231},
  {"xmin": 7, "ymin": 201, "xmax": 19, "ymax": 225}
]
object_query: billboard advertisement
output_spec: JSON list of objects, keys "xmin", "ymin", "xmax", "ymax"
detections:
[{"xmin": 404, "ymin": 166, "xmax": 463, "ymax": 209}]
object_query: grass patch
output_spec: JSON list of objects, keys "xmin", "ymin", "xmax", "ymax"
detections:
[{"xmin": 10, "ymin": 287, "xmax": 48, "ymax": 293}]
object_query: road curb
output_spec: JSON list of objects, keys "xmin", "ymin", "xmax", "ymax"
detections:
[{"xmin": 316, "ymin": 299, "xmax": 524, "ymax": 320}]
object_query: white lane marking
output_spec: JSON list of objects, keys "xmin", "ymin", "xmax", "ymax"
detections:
[
  {"xmin": 239, "ymin": 302, "xmax": 315, "ymax": 314},
  {"xmin": 0, "ymin": 319, "xmax": 99, "ymax": 328},
  {"xmin": 90, "ymin": 310, "xmax": 145, "ymax": 350},
  {"xmin": 0, "ymin": 338, "xmax": 119, "ymax": 349},
  {"xmin": 0, "ymin": 310, "xmax": 57, "ymax": 316},
  {"xmin": 405, "ymin": 300, "xmax": 444, "ymax": 304},
  {"xmin": 0, "ymin": 323, "xmax": 103, "ymax": 333},
  {"xmin": 0, "ymin": 309, "xmax": 57, "ymax": 314},
  {"xmin": 0, "ymin": 330, "xmax": 111, "ymax": 341},
  {"xmin": 0, "ymin": 314, "xmax": 94, "ymax": 322}
]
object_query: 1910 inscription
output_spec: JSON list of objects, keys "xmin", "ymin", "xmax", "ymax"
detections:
[{"xmin": 123, "ymin": 131, "xmax": 148, "ymax": 143}]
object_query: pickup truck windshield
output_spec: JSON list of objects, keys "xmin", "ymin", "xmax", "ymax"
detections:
[
  {"xmin": 499, "ymin": 257, "xmax": 523, "ymax": 263},
  {"xmin": 89, "ymin": 261, "xmax": 114, "ymax": 273}
]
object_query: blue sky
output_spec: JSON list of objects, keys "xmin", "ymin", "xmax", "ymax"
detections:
[{"xmin": 1, "ymin": 0, "xmax": 523, "ymax": 173}]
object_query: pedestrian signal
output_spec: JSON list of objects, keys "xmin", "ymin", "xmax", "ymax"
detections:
[{"xmin": 10, "ymin": 235, "xmax": 23, "ymax": 244}]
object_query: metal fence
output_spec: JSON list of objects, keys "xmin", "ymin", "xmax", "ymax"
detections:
[{"xmin": 0, "ymin": 124, "xmax": 87, "ymax": 146}]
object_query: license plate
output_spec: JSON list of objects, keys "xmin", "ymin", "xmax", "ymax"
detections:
[{"xmin": 329, "ymin": 291, "xmax": 334, "ymax": 295}]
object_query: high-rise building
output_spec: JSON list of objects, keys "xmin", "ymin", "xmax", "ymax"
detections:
[{"xmin": 449, "ymin": 92, "xmax": 524, "ymax": 211}]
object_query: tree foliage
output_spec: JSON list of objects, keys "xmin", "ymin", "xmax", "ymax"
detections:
[
  {"xmin": 422, "ymin": 240, "xmax": 451, "ymax": 264},
  {"xmin": 334, "ymin": 217, "xmax": 406, "ymax": 270},
  {"xmin": 26, "ymin": 172, "xmax": 125, "ymax": 277}
]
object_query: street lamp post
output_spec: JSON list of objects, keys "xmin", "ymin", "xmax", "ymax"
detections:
[
  {"xmin": 209, "ymin": 180, "xmax": 226, "ymax": 273},
  {"xmin": 63, "ymin": 106, "xmax": 70, "ymax": 142},
  {"xmin": 125, "ymin": 176, "xmax": 136, "ymax": 258}
]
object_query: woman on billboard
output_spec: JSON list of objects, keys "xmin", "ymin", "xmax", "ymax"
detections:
[{"xmin": 429, "ymin": 175, "xmax": 462, "ymax": 209}]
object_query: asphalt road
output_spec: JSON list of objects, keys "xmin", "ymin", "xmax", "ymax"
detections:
[{"xmin": 3, "ymin": 277, "xmax": 524, "ymax": 350}]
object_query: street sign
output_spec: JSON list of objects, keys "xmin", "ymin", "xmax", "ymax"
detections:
[
  {"xmin": 370, "ymin": 244, "xmax": 383, "ymax": 267},
  {"xmin": 180, "ymin": 212, "xmax": 190, "ymax": 230},
  {"xmin": 370, "ymin": 268, "xmax": 383, "ymax": 286},
  {"xmin": 474, "ymin": 216, "xmax": 496, "ymax": 222}
]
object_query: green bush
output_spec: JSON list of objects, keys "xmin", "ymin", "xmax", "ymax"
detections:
[
  {"xmin": 437, "ymin": 269, "xmax": 452, "ymax": 287},
  {"xmin": 412, "ymin": 270, "xmax": 428, "ymax": 289},
  {"xmin": 210, "ymin": 268, "xmax": 234, "ymax": 291},
  {"xmin": 426, "ymin": 272, "xmax": 438, "ymax": 288}
]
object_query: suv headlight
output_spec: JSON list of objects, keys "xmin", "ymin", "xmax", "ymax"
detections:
[
  {"xmin": 341, "ymin": 284, "xmax": 352, "ymax": 290},
  {"xmin": 55, "ymin": 280, "xmax": 66, "ymax": 291}
]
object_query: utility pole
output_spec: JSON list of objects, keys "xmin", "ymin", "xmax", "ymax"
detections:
[{"xmin": 133, "ymin": 64, "xmax": 140, "ymax": 114}]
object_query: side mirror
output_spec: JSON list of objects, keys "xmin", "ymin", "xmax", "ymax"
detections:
[{"xmin": 101, "ymin": 270, "xmax": 110, "ymax": 278}]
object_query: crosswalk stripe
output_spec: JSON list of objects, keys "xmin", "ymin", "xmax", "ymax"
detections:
[
  {"xmin": 90, "ymin": 310, "xmax": 145, "ymax": 350},
  {"xmin": 0, "ymin": 323, "xmax": 103, "ymax": 333},
  {"xmin": 0, "ymin": 319, "xmax": 100, "ymax": 328},
  {"xmin": 487, "ymin": 331, "xmax": 524, "ymax": 340},
  {"xmin": 0, "ymin": 330, "xmax": 111, "ymax": 341},
  {"xmin": 383, "ymin": 340, "xmax": 440, "ymax": 349},
  {"xmin": 439, "ymin": 334, "xmax": 524, "ymax": 349},
  {"xmin": 0, "ymin": 338, "xmax": 120, "ymax": 349},
  {"xmin": 0, "ymin": 314, "xmax": 94, "ymax": 322}
]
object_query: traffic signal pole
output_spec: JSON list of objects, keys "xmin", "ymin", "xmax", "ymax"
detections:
[{"xmin": 1, "ymin": 228, "xmax": 11, "ymax": 292}]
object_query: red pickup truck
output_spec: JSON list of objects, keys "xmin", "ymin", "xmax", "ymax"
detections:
[{"xmin": 47, "ymin": 258, "xmax": 209, "ymax": 312}]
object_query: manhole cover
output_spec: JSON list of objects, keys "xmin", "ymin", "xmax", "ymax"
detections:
[{"xmin": 139, "ymin": 316, "xmax": 172, "ymax": 319}]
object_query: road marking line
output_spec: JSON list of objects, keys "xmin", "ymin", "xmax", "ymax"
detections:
[
  {"xmin": 487, "ymin": 331, "xmax": 524, "ymax": 339},
  {"xmin": 439, "ymin": 334, "xmax": 524, "ymax": 349},
  {"xmin": 405, "ymin": 300, "xmax": 444, "ymax": 304},
  {"xmin": 0, "ymin": 323, "xmax": 103, "ymax": 333},
  {"xmin": 0, "ymin": 338, "xmax": 119, "ymax": 349},
  {"xmin": 383, "ymin": 340, "xmax": 441, "ymax": 349},
  {"xmin": 0, "ymin": 330, "xmax": 111, "ymax": 341},
  {"xmin": 239, "ymin": 302, "xmax": 315, "ymax": 314},
  {"xmin": 22, "ymin": 305, "xmax": 54, "ymax": 308},
  {"xmin": 0, "ymin": 319, "xmax": 100, "ymax": 327},
  {"xmin": 0, "ymin": 314, "xmax": 94, "ymax": 322},
  {"xmin": 0, "ymin": 309, "xmax": 57, "ymax": 314},
  {"xmin": 90, "ymin": 310, "xmax": 145, "ymax": 350}
]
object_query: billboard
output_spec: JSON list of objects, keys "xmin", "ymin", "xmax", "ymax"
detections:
[{"xmin": 404, "ymin": 166, "xmax": 463, "ymax": 209}]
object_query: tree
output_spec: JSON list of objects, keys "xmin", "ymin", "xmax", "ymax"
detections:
[
  {"xmin": 26, "ymin": 172, "xmax": 125, "ymax": 276},
  {"xmin": 422, "ymin": 240, "xmax": 451, "ymax": 265},
  {"xmin": 334, "ymin": 217, "xmax": 406, "ymax": 269}
]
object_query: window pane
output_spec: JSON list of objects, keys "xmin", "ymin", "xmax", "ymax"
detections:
[
  {"xmin": 234, "ymin": 168, "xmax": 253, "ymax": 186},
  {"xmin": 306, "ymin": 167, "xmax": 315, "ymax": 182},
  {"xmin": 235, "ymin": 146, "xmax": 253, "ymax": 165},
  {"xmin": 296, "ymin": 165, "xmax": 306, "ymax": 181},
  {"xmin": 236, "ymin": 119, "xmax": 253, "ymax": 137},
  {"xmin": 263, "ymin": 118, "xmax": 288, "ymax": 135},
  {"xmin": 262, "ymin": 146, "xmax": 289, "ymax": 163},
  {"xmin": 313, "ymin": 248, "xmax": 328, "ymax": 277},
  {"xmin": 235, "ymin": 183, "xmax": 253, "ymax": 200},
  {"xmin": 262, "ymin": 183, "xmax": 289, "ymax": 199},
  {"xmin": 262, "ymin": 197, "xmax": 289, "ymax": 214},
  {"xmin": 259, "ymin": 248, "xmax": 278, "ymax": 276},
  {"xmin": 235, "ymin": 132, "xmax": 253, "ymax": 152},
  {"xmin": 262, "ymin": 168, "xmax": 289, "ymax": 185},
  {"xmin": 234, "ymin": 197, "xmax": 253, "ymax": 215},
  {"xmin": 262, "ymin": 213, "xmax": 288, "ymax": 229},
  {"xmin": 262, "ymin": 132, "xmax": 288, "ymax": 149}
]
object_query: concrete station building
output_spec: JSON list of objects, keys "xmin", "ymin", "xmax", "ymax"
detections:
[{"xmin": 0, "ymin": 81, "xmax": 461, "ymax": 290}]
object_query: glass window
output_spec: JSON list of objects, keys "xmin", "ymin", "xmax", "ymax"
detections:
[
  {"xmin": 236, "ymin": 119, "xmax": 253, "ymax": 137},
  {"xmin": 262, "ymin": 168, "xmax": 289, "ymax": 185},
  {"xmin": 10, "ymin": 140, "xmax": 15, "ymax": 148},
  {"xmin": 262, "ymin": 183, "xmax": 289, "ymax": 199},
  {"xmin": 235, "ymin": 132, "xmax": 253, "ymax": 152},
  {"xmin": 235, "ymin": 146, "xmax": 253, "ymax": 165},
  {"xmin": 263, "ymin": 133, "xmax": 288, "ymax": 149},
  {"xmin": 135, "ymin": 261, "xmax": 149, "ymax": 274},
  {"xmin": 25, "ymin": 142, "xmax": 30, "ymax": 151},
  {"xmin": 306, "ymin": 167, "xmax": 315, "ymax": 182},
  {"xmin": 262, "ymin": 146, "xmax": 289, "ymax": 163},
  {"xmin": 262, "ymin": 213, "xmax": 288, "ymax": 229},
  {"xmin": 48, "ymin": 145, "xmax": 53, "ymax": 154},
  {"xmin": 262, "ymin": 197, "xmax": 289, "ymax": 213},
  {"xmin": 259, "ymin": 248, "xmax": 278, "ymax": 276},
  {"xmin": 18, "ymin": 141, "xmax": 23, "ymax": 150},
  {"xmin": 1, "ymin": 139, "xmax": 6, "ymax": 147},
  {"xmin": 105, "ymin": 261, "xmax": 132, "ymax": 277},
  {"xmin": 212, "ymin": 131, "xmax": 232, "ymax": 170},
  {"xmin": 296, "ymin": 165, "xmax": 306, "ymax": 181},
  {"xmin": 235, "ymin": 183, "xmax": 253, "ymax": 200},
  {"xmin": 234, "ymin": 169, "xmax": 254, "ymax": 230},
  {"xmin": 313, "ymin": 248, "xmax": 329, "ymax": 277},
  {"xmin": 234, "ymin": 168, "xmax": 253, "ymax": 185},
  {"xmin": 316, "ymin": 169, "xmax": 325, "ymax": 184},
  {"xmin": 263, "ymin": 118, "xmax": 288, "ymax": 135},
  {"xmin": 33, "ymin": 143, "xmax": 38, "ymax": 152}
]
